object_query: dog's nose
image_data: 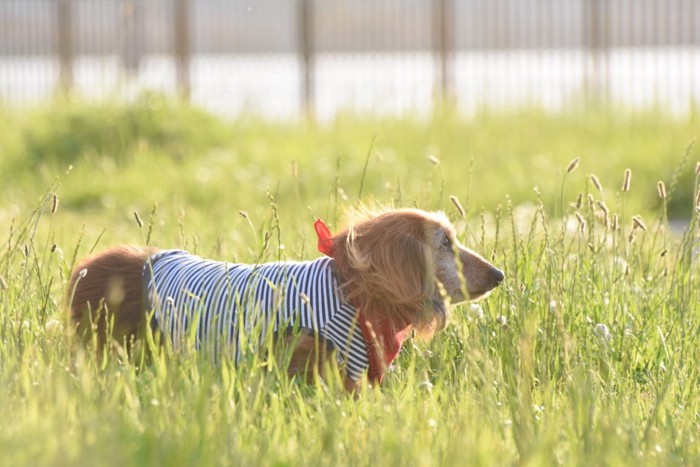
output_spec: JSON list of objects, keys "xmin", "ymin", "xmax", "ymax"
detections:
[{"xmin": 491, "ymin": 267, "xmax": 505, "ymax": 287}]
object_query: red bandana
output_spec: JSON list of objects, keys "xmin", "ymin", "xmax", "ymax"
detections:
[{"xmin": 314, "ymin": 218, "xmax": 411, "ymax": 384}]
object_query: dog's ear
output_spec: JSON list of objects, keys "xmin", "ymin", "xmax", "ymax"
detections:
[
  {"xmin": 367, "ymin": 232, "xmax": 435, "ymax": 305},
  {"xmin": 333, "ymin": 215, "xmax": 441, "ymax": 334}
]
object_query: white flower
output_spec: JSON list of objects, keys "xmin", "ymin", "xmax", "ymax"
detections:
[
  {"xmin": 594, "ymin": 323, "xmax": 612, "ymax": 341},
  {"xmin": 45, "ymin": 319, "xmax": 63, "ymax": 336},
  {"xmin": 470, "ymin": 303, "xmax": 484, "ymax": 320},
  {"xmin": 418, "ymin": 381, "xmax": 433, "ymax": 393}
]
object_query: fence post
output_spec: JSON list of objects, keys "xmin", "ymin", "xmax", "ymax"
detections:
[
  {"xmin": 583, "ymin": 0, "xmax": 608, "ymax": 104},
  {"xmin": 57, "ymin": 0, "xmax": 73, "ymax": 94},
  {"xmin": 174, "ymin": 0, "xmax": 191, "ymax": 99},
  {"xmin": 434, "ymin": 0, "xmax": 453, "ymax": 102},
  {"xmin": 298, "ymin": 0, "xmax": 314, "ymax": 118},
  {"xmin": 122, "ymin": 0, "xmax": 143, "ymax": 74}
]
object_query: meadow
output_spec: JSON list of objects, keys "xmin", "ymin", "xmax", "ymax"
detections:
[{"xmin": 1, "ymin": 97, "xmax": 699, "ymax": 465}]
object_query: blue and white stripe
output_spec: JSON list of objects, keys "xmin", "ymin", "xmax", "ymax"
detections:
[{"xmin": 143, "ymin": 250, "xmax": 369, "ymax": 381}]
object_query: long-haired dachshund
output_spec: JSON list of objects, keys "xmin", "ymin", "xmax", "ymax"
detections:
[{"xmin": 67, "ymin": 208, "xmax": 503, "ymax": 391}]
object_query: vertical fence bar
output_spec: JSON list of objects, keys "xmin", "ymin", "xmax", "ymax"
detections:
[
  {"xmin": 691, "ymin": 0, "xmax": 697, "ymax": 106},
  {"xmin": 433, "ymin": 0, "xmax": 453, "ymax": 101},
  {"xmin": 174, "ymin": 0, "xmax": 191, "ymax": 99},
  {"xmin": 583, "ymin": 0, "xmax": 609, "ymax": 104},
  {"xmin": 298, "ymin": 0, "xmax": 314, "ymax": 118},
  {"xmin": 123, "ymin": 0, "xmax": 144, "ymax": 74},
  {"xmin": 57, "ymin": 0, "xmax": 73, "ymax": 94}
]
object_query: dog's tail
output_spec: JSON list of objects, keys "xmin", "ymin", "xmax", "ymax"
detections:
[{"xmin": 67, "ymin": 246, "xmax": 156, "ymax": 352}]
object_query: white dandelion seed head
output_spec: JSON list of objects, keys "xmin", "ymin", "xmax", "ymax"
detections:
[
  {"xmin": 594, "ymin": 323, "xmax": 612, "ymax": 341},
  {"xmin": 45, "ymin": 319, "xmax": 63, "ymax": 336},
  {"xmin": 418, "ymin": 381, "xmax": 434, "ymax": 393},
  {"xmin": 470, "ymin": 303, "xmax": 484, "ymax": 320}
]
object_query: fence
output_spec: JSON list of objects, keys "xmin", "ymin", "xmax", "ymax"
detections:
[{"xmin": 1, "ymin": 0, "xmax": 699, "ymax": 119}]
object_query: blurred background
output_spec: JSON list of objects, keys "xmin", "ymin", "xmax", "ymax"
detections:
[{"xmin": 2, "ymin": 0, "xmax": 699, "ymax": 120}]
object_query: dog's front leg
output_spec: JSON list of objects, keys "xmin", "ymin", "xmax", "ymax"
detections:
[{"xmin": 286, "ymin": 333, "xmax": 360, "ymax": 393}]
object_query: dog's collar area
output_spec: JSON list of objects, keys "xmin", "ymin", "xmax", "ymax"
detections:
[
  {"xmin": 359, "ymin": 314, "xmax": 411, "ymax": 384},
  {"xmin": 315, "ymin": 218, "xmax": 411, "ymax": 384}
]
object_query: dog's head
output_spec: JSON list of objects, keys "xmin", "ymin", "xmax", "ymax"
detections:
[{"xmin": 330, "ymin": 208, "xmax": 504, "ymax": 337}]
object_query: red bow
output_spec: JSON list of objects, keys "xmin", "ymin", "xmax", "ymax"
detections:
[{"xmin": 314, "ymin": 219, "xmax": 334, "ymax": 257}]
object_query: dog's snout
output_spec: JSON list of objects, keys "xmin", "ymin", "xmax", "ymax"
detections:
[{"xmin": 491, "ymin": 267, "xmax": 505, "ymax": 286}]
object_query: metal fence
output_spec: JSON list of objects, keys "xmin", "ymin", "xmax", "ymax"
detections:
[{"xmin": 1, "ymin": 0, "xmax": 699, "ymax": 119}]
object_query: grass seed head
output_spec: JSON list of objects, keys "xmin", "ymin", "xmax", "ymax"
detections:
[
  {"xmin": 587, "ymin": 193, "xmax": 595, "ymax": 210},
  {"xmin": 575, "ymin": 193, "xmax": 583, "ymax": 209},
  {"xmin": 566, "ymin": 157, "xmax": 580, "ymax": 174},
  {"xmin": 51, "ymin": 193, "xmax": 59, "ymax": 214},
  {"xmin": 428, "ymin": 155, "xmax": 440, "ymax": 165},
  {"xmin": 612, "ymin": 213, "xmax": 619, "ymax": 231},
  {"xmin": 590, "ymin": 174, "xmax": 602, "ymax": 192},
  {"xmin": 657, "ymin": 181, "xmax": 667, "ymax": 200},
  {"xmin": 596, "ymin": 201, "xmax": 609, "ymax": 215},
  {"xmin": 622, "ymin": 169, "xmax": 631, "ymax": 192},
  {"xmin": 696, "ymin": 161, "xmax": 700, "ymax": 175},
  {"xmin": 133, "ymin": 211, "xmax": 143, "ymax": 228},
  {"xmin": 632, "ymin": 215, "xmax": 647, "ymax": 231},
  {"xmin": 450, "ymin": 195, "xmax": 466, "ymax": 218}
]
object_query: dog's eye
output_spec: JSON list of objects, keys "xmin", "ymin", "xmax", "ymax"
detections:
[{"xmin": 441, "ymin": 235, "xmax": 453, "ymax": 251}]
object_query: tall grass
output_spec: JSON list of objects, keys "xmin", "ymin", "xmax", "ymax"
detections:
[{"xmin": 0, "ymin": 100, "xmax": 699, "ymax": 465}]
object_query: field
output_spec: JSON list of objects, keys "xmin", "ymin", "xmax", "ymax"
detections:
[{"xmin": 1, "ymin": 97, "xmax": 700, "ymax": 465}]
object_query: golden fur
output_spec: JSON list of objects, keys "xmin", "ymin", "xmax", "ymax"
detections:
[{"xmin": 67, "ymin": 208, "xmax": 503, "ymax": 390}]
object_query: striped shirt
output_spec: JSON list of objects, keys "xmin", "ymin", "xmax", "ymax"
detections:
[{"xmin": 142, "ymin": 250, "xmax": 369, "ymax": 381}]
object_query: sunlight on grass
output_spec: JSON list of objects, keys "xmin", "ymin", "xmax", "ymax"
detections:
[{"xmin": 0, "ymin": 99, "xmax": 699, "ymax": 465}]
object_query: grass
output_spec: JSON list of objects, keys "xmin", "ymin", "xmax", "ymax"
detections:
[{"xmin": 1, "ymin": 98, "xmax": 700, "ymax": 465}]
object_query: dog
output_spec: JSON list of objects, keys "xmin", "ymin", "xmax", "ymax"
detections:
[{"xmin": 67, "ymin": 208, "xmax": 503, "ymax": 391}]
